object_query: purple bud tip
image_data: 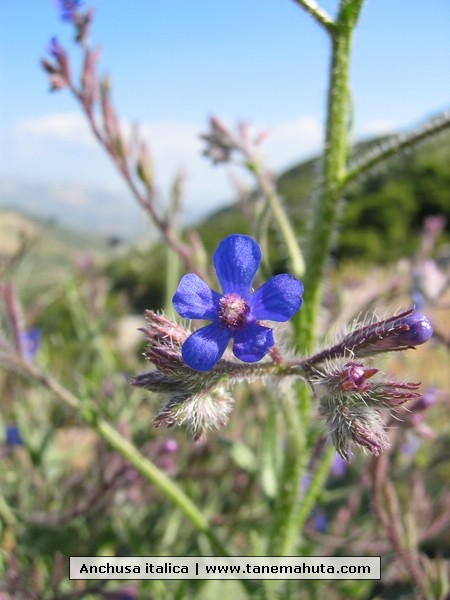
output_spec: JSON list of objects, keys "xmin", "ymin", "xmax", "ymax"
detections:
[
  {"xmin": 5, "ymin": 425, "xmax": 23, "ymax": 446},
  {"xmin": 47, "ymin": 37, "xmax": 65, "ymax": 60},
  {"xmin": 161, "ymin": 439, "xmax": 178, "ymax": 454},
  {"xmin": 400, "ymin": 313, "xmax": 433, "ymax": 346},
  {"xmin": 411, "ymin": 386, "xmax": 439, "ymax": 412}
]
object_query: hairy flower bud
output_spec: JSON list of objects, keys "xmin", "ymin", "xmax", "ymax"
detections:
[
  {"xmin": 43, "ymin": 37, "xmax": 71, "ymax": 88},
  {"xmin": 132, "ymin": 310, "xmax": 278, "ymax": 438},
  {"xmin": 347, "ymin": 309, "xmax": 433, "ymax": 356},
  {"xmin": 311, "ymin": 359, "xmax": 422, "ymax": 459},
  {"xmin": 74, "ymin": 8, "xmax": 94, "ymax": 44},
  {"xmin": 136, "ymin": 141, "xmax": 154, "ymax": 190},
  {"xmin": 133, "ymin": 311, "xmax": 235, "ymax": 439},
  {"xmin": 201, "ymin": 117, "xmax": 236, "ymax": 164},
  {"xmin": 305, "ymin": 309, "xmax": 433, "ymax": 369},
  {"xmin": 320, "ymin": 399, "xmax": 390, "ymax": 460}
]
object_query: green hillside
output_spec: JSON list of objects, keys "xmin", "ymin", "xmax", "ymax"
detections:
[
  {"xmin": 106, "ymin": 133, "xmax": 450, "ymax": 311},
  {"xmin": 0, "ymin": 209, "xmax": 110, "ymax": 299}
]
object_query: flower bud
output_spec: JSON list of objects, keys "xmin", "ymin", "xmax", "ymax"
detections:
[
  {"xmin": 311, "ymin": 359, "xmax": 422, "ymax": 459},
  {"xmin": 410, "ymin": 386, "xmax": 439, "ymax": 413},
  {"xmin": 200, "ymin": 116, "xmax": 237, "ymax": 164},
  {"xmin": 74, "ymin": 8, "xmax": 94, "ymax": 44},
  {"xmin": 133, "ymin": 311, "xmax": 235, "ymax": 439},
  {"xmin": 136, "ymin": 141, "xmax": 154, "ymax": 190},
  {"xmin": 305, "ymin": 309, "xmax": 433, "ymax": 369},
  {"xmin": 320, "ymin": 400, "xmax": 390, "ymax": 460}
]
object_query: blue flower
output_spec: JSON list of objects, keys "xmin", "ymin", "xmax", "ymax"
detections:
[
  {"xmin": 173, "ymin": 234, "xmax": 303, "ymax": 371},
  {"xmin": 19, "ymin": 328, "xmax": 41, "ymax": 362},
  {"xmin": 311, "ymin": 509, "xmax": 328, "ymax": 532},
  {"xmin": 331, "ymin": 453, "xmax": 349, "ymax": 477},
  {"xmin": 47, "ymin": 37, "xmax": 65, "ymax": 60},
  {"xmin": 57, "ymin": 0, "xmax": 82, "ymax": 22},
  {"xmin": 5, "ymin": 425, "xmax": 24, "ymax": 447}
]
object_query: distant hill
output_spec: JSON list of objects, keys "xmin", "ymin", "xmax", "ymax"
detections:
[
  {"xmin": 0, "ymin": 178, "xmax": 146, "ymax": 240},
  {"xmin": 194, "ymin": 134, "xmax": 450, "ymax": 263},
  {"xmin": 106, "ymin": 132, "xmax": 450, "ymax": 311},
  {"xmin": 0, "ymin": 209, "xmax": 110, "ymax": 297}
]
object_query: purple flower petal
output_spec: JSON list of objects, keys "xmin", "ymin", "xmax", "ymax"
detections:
[
  {"xmin": 58, "ymin": 0, "xmax": 82, "ymax": 21},
  {"xmin": 213, "ymin": 234, "xmax": 261, "ymax": 295},
  {"xmin": 331, "ymin": 453, "xmax": 349, "ymax": 477},
  {"xmin": 47, "ymin": 37, "xmax": 65, "ymax": 60},
  {"xmin": 182, "ymin": 323, "xmax": 231, "ymax": 371},
  {"xmin": 232, "ymin": 322, "xmax": 274, "ymax": 362},
  {"xmin": 173, "ymin": 274, "xmax": 221, "ymax": 320},
  {"xmin": 398, "ymin": 313, "xmax": 433, "ymax": 346},
  {"xmin": 5, "ymin": 425, "xmax": 24, "ymax": 447},
  {"xmin": 250, "ymin": 274, "xmax": 303, "ymax": 321},
  {"xmin": 19, "ymin": 328, "xmax": 41, "ymax": 362}
]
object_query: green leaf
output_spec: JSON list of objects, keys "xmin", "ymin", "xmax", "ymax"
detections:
[{"xmin": 229, "ymin": 441, "xmax": 258, "ymax": 474}]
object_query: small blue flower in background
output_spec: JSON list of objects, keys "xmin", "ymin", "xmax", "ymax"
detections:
[
  {"xmin": 173, "ymin": 234, "xmax": 303, "ymax": 371},
  {"xmin": 19, "ymin": 328, "xmax": 41, "ymax": 362},
  {"xmin": 311, "ymin": 509, "xmax": 328, "ymax": 532},
  {"xmin": 331, "ymin": 453, "xmax": 349, "ymax": 477},
  {"xmin": 57, "ymin": 0, "xmax": 82, "ymax": 22},
  {"xmin": 47, "ymin": 37, "xmax": 66, "ymax": 60},
  {"xmin": 5, "ymin": 425, "xmax": 24, "ymax": 447}
]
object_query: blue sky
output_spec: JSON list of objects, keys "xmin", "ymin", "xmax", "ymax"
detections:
[{"xmin": 0, "ymin": 0, "xmax": 449, "ymax": 221}]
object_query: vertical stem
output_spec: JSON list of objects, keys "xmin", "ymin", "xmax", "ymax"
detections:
[
  {"xmin": 269, "ymin": 391, "xmax": 306, "ymax": 555},
  {"xmin": 254, "ymin": 165, "xmax": 305, "ymax": 277},
  {"xmin": 295, "ymin": 2, "xmax": 362, "ymax": 352},
  {"xmin": 165, "ymin": 174, "xmax": 183, "ymax": 312},
  {"xmin": 272, "ymin": 0, "xmax": 364, "ymax": 560}
]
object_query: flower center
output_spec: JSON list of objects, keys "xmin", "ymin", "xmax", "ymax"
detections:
[{"xmin": 218, "ymin": 294, "xmax": 250, "ymax": 330}]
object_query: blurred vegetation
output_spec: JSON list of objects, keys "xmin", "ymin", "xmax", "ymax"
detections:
[{"xmin": 106, "ymin": 134, "xmax": 450, "ymax": 311}]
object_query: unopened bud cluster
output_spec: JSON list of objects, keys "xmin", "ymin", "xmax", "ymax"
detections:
[
  {"xmin": 133, "ymin": 304, "xmax": 433, "ymax": 456},
  {"xmin": 305, "ymin": 308, "xmax": 433, "ymax": 459},
  {"xmin": 132, "ymin": 311, "xmax": 236, "ymax": 440},
  {"xmin": 311, "ymin": 360, "xmax": 421, "ymax": 459}
]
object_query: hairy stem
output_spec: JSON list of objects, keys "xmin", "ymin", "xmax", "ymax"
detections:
[
  {"xmin": 291, "ymin": 0, "xmax": 336, "ymax": 33},
  {"xmin": 342, "ymin": 110, "xmax": 450, "ymax": 190},
  {"xmin": 296, "ymin": 4, "xmax": 361, "ymax": 351},
  {"xmin": 9, "ymin": 359, "xmax": 236, "ymax": 560},
  {"xmin": 252, "ymin": 164, "xmax": 305, "ymax": 277},
  {"xmin": 274, "ymin": 0, "xmax": 364, "ymax": 560}
]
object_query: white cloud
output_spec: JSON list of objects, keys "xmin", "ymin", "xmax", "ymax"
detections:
[
  {"xmin": 358, "ymin": 118, "xmax": 396, "ymax": 137},
  {"xmin": 6, "ymin": 111, "xmax": 325, "ymax": 222},
  {"xmin": 16, "ymin": 112, "xmax": 94, "ymax": 147},
  {"xmin": 51, "ymin": 184, "xmax": 90, "ymax": 207},
  {"xmin": 265, "ymin": 116, "xmax": 323, "ymax": 170}
]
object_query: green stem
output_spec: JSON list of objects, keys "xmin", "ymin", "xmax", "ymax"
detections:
[
  {"xmin": 268, "ymin": 386, "xmax": 307, "ymax": 556},
  {"xmin": 291, "ymin": 0, "xmax": 336, "ymax": 33},
  {"xmin": 295, "ymin": 0, "xmax": 363, "ymax": 352},
  {"xmin": 165, "ymin": 245, "xmax": 181, "ymax": 314},
  {"xmin": 0, "ymin": 493, "xmax": 17, "ymax": 527},
  {"xmin": 342, "ymin": 110, "xmax": 450, "ymax": 190},
  {"xmin": 273, "ymin": 0, "xmax": 364, "ymax": 559},
  {"xmin": 253, "ymin": 164, "xmax": 305, "ymax": 278},
  {"xmin": 292, "ymin": 443, "xmax": 335, "ymax": 549},
  {"xmin": 12, "ymin": 360, "xmax": 234, "ymax": 559},
  {"xmin": 93, "ymin": 419, "xmax": 228, "ymax": 553},
  {"xmin": 164, "ymin": 174, "xmax": 183, "ymax": 313}
]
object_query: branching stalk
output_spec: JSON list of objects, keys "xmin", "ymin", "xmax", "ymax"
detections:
[
  {"xmin": 291, "ymin": 0, "xmax": 336, "ymax": 33},
  {"xmin": 275, "ymin": 0, "xmax": 365, "ymax": 560},
  {"xmin": 342, "ymin": 110, "xmax": 450, "ymax": 190}
]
